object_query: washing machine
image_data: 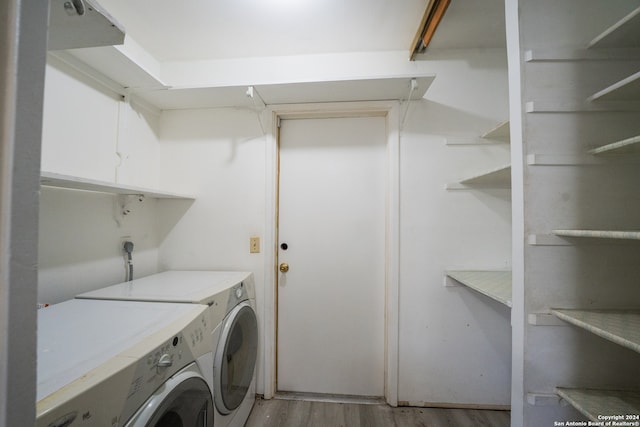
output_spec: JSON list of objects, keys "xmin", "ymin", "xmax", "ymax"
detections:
[
  {"xmin": 37, "ymin": 298, "xmax": 213, "ymax": 427},
  {"xmin": 77, "ymin": 270, "xmax": 258, "ymax": 427}
]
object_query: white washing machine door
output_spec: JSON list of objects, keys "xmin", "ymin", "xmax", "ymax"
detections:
[
  {"xmin": 125, "ymin": 363, "xmax": 213, "ymax": 427},
  {"xmin": 213, "ymin": 301, "xmax": 258, "ymax": 415}
]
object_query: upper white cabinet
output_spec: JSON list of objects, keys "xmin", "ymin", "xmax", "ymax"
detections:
[{"xmin": 48, "ymin": 0, "xmax": 125, "ymax": 50}]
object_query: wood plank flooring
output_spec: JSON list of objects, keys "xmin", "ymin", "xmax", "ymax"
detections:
[{"xmin": 245, "ymin": 398, "xmax": 511, "ymax": 427}]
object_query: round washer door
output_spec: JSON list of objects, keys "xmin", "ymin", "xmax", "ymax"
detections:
[
  {"xmin": 125, "ymin": 363, "xmax": 213, "ymax": 427},
  {"xmin": 213, "ymin": 301, "xmax": 258, "ymax": 415}
]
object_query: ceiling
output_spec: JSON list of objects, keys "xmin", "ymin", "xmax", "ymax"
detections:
[{"xmin": 96, "ymin": 0, "xmax": 506, "ymax": 63}]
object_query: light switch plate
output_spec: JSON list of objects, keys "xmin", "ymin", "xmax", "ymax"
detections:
[{"xmin": 250, "ymin": 237, "xmax": 260, "ymax": 253}]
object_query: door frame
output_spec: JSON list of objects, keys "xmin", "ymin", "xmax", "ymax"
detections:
[{"xmin": 262, "ymin": 101, "xmax": 400, "ymax": 406}]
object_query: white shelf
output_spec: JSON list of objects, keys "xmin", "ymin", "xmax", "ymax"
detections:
[
  {"xmin": 446, "ymin": 165, "xmax": 511, "ymax": 190},
  {"xmin": 589, "ymin": 135, "xmax": 640, "ymax": 156},
  {"xmin": 54, "ymin": 47, "xmax": 435, "ymax": 110},
  {"xmin": 481, "ymin": 121, "xmax": 510, "ymax": 142},
  {"xmin": 526, "ymin": 48, "xmax": 640, "ymax": 62},
  {"xmin": 551, "ymin": 309, "xmax": 640, "ymax": 354},
  {"xmin": 137, "ymin": 77, "xmax": 435, "ymax": 110},
  {"xmin": 589, "ymin": 6, "xmax": 640, "ymax": 49},
  {"xmin": 40, "ymin": 171, "xmax": 195, "ymax": 199},
  {"xmin": 557, "ymin": 388, "xmax": 640, "ymax": 422},
  {"xmin": 48, "ymin": 0, "xmax": 125, "ymax": 51},
  {"xmin": 553, "ymin": 229, "xmax": 640, "ymax": 240},
  {"xmin": 589, "ymin": 70, "xmax": 640, "ymax": 102},
  {"xmin": 446, "ymin": 271, "xmax": 512, "ymax": 308}
]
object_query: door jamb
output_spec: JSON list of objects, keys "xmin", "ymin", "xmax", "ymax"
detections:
[{"xmin": 262, "ymin": 101, "xmax": 400, "ymax": 406}]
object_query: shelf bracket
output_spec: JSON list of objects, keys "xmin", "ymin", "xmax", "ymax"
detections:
[
  {"xmin": 528, "ymin": 313, "xmax": 567, "ymax": 326},
  {"xmin": 527, "ymin": 393, "xmax": 567, "ymax": 407},
  {"xmin": 114, "ymin": 194, "xmax": 145, "ymax": 227},
  {"xmin": 400, "ymin": 78, "xmax": 418, "ymax": 130}
]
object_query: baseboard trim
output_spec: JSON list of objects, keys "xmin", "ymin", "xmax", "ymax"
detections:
[
  {"xmin": 397, "ymin": 400, "xmax": 511, "ymax": 411},
  {"xmin": 274, "ymin": 391, "xmax": 385, "ymax": 405}
]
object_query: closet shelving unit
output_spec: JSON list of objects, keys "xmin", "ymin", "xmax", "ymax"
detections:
[
  {"xmin": 446, "ymin": 121, "xmax": 512, "ymax": 309},
  {"xmin": 481, "ymin": 120, "xmax": 510, "ymax": 142},
  {"xmin": 445, "ymin": 270, "xmax": 512, "ymax": 308},
  {"xmin": 446, "ymin": 164, "xmax": 511, "ymax": 190},
  {"xmin": 589, "ymin": 70, "xmax": 640, "ymax": 102},
  {"xmin": 556, "ymin": 388, "xmax": 640, "ymax": 423},
  {"xmin": 553, "ymin": 230, "xmax": 640, "ymax": 240},
  {"xmin": 40, "ymin": 171, "xmax": 195, "ymax": 200},
  {"xmin": 548, "ymin": 7, "xmax": 640, "ymax": 418},
  {"xmin": 552, "ymin": 309, "xmax": 640, "ymax": 353},
  {"xmin": 589, "ymin": 135, "xmax": 640, "ymax": 156},
  {"xmin": 446, "ymin": 122, "xmax": 511, "ymax": 190}
]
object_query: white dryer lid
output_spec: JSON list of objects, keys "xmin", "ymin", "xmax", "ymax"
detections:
[
  {"xmin": 37, "ymin": 299, "xmax": 204, "ymax": 401},
  {"xmin": 76, "ymin": 270, "xmax": 251, "ymax": 304}
]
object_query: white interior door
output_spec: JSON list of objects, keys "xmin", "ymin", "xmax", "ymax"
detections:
[{"xmin": 277, "ymin": 116, "xmax": 386, "ymax": 397}]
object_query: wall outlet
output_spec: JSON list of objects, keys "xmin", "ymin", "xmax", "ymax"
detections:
[{"xmin": 250, "ymin": 237, "xmax": 260, "ymax": 253}]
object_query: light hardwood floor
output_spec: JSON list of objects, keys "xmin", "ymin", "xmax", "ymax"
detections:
[{"xmin": 245, "ymin": 398, "xmax": 511, "ymax": 427}]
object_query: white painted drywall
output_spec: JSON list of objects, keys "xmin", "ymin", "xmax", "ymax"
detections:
[
  {"xmin": 38, "ymin": 56, "xmax": 164, "ymax": 304},
  {"xmin": 38, "ymin": 188, "xmax": 161, "ymax": 304},
  {"xmin": 156, "ymin": 49, "xmax": 512, "ymax": 405},
  {"xmin": 398, "ymin": 49, "xmax": 512, "ymax": 406},
  {"xmin": 157, "ymin": 107, "xmax": 267, "ymax": 391},
  {"xmin": 41, "ymin": 56, "xmax": 120, "ymax": 182},
  {"xmin": 38, "ymin": 40, "xmax": 513, "ymax": 406}
]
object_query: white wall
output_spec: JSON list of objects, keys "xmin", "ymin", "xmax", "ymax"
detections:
[
  {"xmin": 38, "ymin": 57, "xmax": 164, "ymax": 303},
  {"xmin": 399, "ymin": 49, "xmax": 512, "ymax": 406},
  {"xmin": 157, "ymin": 107, "xmax": 267, "ymax": 391},
  {"xmin": 39, "ymin": 43, "xmax": 512, "ymax": 406},
  {"xmin": 155, "ymin": 49, "xmax": 511, "ymax": 404}
]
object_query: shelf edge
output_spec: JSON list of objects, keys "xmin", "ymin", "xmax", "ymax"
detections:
[{"xmin": 40, "ymin": 171, "xmax": 195, "ymax": 200}]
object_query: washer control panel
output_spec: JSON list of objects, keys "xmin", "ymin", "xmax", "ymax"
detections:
[
  {"xmin": 36, "ymin": 306, "xmax": 209, "ymax": 427},
  {"xmin": 122, "ymin": 315, "xmax": 208, "ymax": 424}
]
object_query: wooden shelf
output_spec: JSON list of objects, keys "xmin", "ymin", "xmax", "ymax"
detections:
[
  {"xmin": 40, "ymin": 171, "xmax": 195, "ymax": 199},
  {"xmin": 481, "ymin": 121, "xmax": 510, "ymax": 142},
  {"xmin": 556, "ymin": 387, "xmax": 640, "ymax": 422},
  {"xmin": 588, "ymin": 6, "xmax": 640, "ymax": 49},
  {"xmin": 446, "ymin": 165, "xmax": 511, "ymax": 190},
  {"xmin": 589, "ymin": 135, "xmax": 640, "ymax": 156},
  {"xmin": 553, "ymin": 230, "xmax": 640, "ymax": 240},
  {"xmin": 446, "ymin": 271, "xmax": 512, "ymax": 308},
  {"xmin": 551, "ymin": 309, "xmax": 640, "ymax": 354},
  {"xmin": 589, "ymin": 70, "xmax": 640, "ymax": 102}
]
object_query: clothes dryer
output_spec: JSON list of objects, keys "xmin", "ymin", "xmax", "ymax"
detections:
[
  {"xmin": 37, "ymin": 299, "xmax": 213, "ymax": 427},
  {"xmin": 77, "ymin": 270, "xmax": 258, "ymax": 427}
]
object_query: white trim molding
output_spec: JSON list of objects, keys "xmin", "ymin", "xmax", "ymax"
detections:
[{"xmin": 262, "ymin": 101, "xmax": 401, "ymax": 405}]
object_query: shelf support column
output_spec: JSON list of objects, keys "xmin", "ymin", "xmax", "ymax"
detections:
[{"xmin": 0, "ymin": 0, "xmax": 49, "ymax": 425}]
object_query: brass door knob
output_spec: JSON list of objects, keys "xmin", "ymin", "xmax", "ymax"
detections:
[{"xmin": 279, "ymin": 263, "xmax": 289, "ymax": 273}]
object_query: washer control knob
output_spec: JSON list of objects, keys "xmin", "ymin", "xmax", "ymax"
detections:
[
  {"xmin": 157, "ymin": 353, "xmax": 173, "ymax": 368},
  {"xmin": 236, "ymin": 288, "xmax": 243, "ymax": 298},
  {"xmin": 48, "ymin": 412, "xmax": 77, "ymax": 427}
]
